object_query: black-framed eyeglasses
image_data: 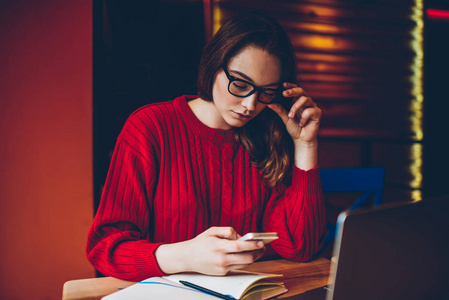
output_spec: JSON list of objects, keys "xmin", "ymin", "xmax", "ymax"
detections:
[{"xmin": 223, "ymin": 66, "xmax": 281, "ymax": 104}]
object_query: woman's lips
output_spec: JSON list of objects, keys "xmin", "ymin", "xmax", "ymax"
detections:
[{"xmin": 232, "ymin": 111, "xmax": 252, "ymax": 120}]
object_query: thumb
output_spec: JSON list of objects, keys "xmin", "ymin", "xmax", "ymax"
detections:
[
  {"xmin": 207, "ymin": 226, "xmax": 239, "ymax": 240},
  {"xmin": 267, "ymin": 103, "xmax": 289, "ymax": 125}
]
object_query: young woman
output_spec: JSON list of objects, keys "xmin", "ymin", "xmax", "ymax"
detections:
[{"xmin": 86, "ymin": 11, "xmax": 325, "ymax": 281}]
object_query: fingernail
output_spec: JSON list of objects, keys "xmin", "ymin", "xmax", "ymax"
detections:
[
  {"xmin": 257, "ymin": 241, "xmax": 264, "ymax": 247},
  {"xmin": 288, "ymin": 112, "xmax": 293, "ymax": 118}
]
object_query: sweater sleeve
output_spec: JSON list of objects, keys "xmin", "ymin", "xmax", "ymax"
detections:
[
  {"xmin": 86, "ymin": 136, "xmax": 166, "ymax": 281},
  {"xmin": 262, "ymin": 166, "xmax": 326, "ymax": 262}
]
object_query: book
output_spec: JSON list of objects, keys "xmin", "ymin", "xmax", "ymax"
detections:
[
  {"xmin": 102, "ymin": 270, "xmax": 288, "ymax": 300},
  {"xmin": 165, "ymin": 270, "xmax": 287, "ymax": 300},
  {"xmin": 102, "ymin": 277, "xmax": 216, "ymax": 300}
]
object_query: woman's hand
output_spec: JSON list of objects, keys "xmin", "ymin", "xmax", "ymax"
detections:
[
  {"xmin": 155, "ymin": 227, "xmax": 265, "ymax": 275},
  {"xmin": 268, "ymin": 82, "xmax": 321, "ymax": 144},
  {"xmin": 267, "ymin": 83, "xmax": 321, "ymax": 170}
]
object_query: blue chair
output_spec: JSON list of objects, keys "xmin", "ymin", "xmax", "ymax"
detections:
[{"xmin": 320, "ymin": 167, "xmax": 385, "ymax": 249}]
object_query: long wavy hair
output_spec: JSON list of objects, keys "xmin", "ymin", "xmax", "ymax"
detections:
[{"xmin": 197, "ymin": 12, "xmax": 297, "ymax": 187}]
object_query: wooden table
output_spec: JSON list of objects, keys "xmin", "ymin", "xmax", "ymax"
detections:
[{"xmin": 62, "ymin": 257, "xmax": 331, "ymax": 300}]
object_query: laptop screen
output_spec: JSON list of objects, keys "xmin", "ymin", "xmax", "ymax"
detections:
[{"xmin": 328, "ymin": 196, "xmax": 449, "ymax": 300}]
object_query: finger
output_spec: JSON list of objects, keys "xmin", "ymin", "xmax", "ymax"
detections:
[
  {"xmin": 217, "ymin": 262, "xmax": 252, "ymax": 275},
  {"xmin": 267, "ymin": 103, "xmax": 289, "ymax": 124},
  {"xmin": 290, "ymin": 96, "xmax": 318, "ymax": 118},
  {"xmin": 255, "ymin": 247, "xmax": 266, "ymax": 260},
  {"xmin": 207, "ymin": 226, "xmax": 238, "ymax": 240},
  {"xmin": 250, "ymin": 248, "xmax": 265, "ymax": 261},
  {"xmin": 288, "ymin": 96, "xmax": 308, "ymax": 118},
  {"xmin": 222, "ymin": 240, "xmax": 264, "ymax": 254},
  {"xmin": 283, "ymin": 85, "xmax": 307, "ymax": 98},
  {"xmin": 298, "ymin": 107, "xmax": 322, "ymax": 127},
  {"xmin": 283, "ymin": 82, "xmax": 298, "ymax": 89},
  {"xmin": 224, "ymin": 249, "xmax": 265, "ymax": 266},
  {"xmin": 215, "ymin": 249, "xmax": 266, "ymax": 274},
  {"xmin": 227, "ymin": 264, "xmax": 252, "ymax": 271}
]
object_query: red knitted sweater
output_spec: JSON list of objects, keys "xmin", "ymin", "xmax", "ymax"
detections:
[{"xmin": 86, "ymin": 95, "xmax": 325, "ymax": 281}]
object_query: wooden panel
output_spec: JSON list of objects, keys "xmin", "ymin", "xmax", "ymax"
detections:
[
  {"xmin": 207, "ymin": 0, "xmax": 421, "ymax": 138},
  {"xmin": 207, "ymin": 0, "xmax": 424, "ymax": 198},
  {"xmin": 318, "ymin": 141, "xmax": 361, "ymax": 168},
  {"xmin": 372, "ymin": 143, "xmax": 422, "ymax": 188}
]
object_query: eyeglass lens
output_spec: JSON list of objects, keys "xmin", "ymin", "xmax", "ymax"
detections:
[
  {"xmin": 224, "ymin": 67, "xmax": 279, "ymax": 104},
  {"xmin": 229, "ymin": 81, "xmax": 276, "ymax": 103}
]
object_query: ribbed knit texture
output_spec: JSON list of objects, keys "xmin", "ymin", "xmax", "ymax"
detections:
[{"xmin": 86, "ymin": 95, "xmax": 325, "ymax": 281}]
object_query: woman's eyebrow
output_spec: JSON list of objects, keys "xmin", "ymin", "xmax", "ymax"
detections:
[
  {"xmin": 230, "ymin": 69, "xmax": 254, "ymax": 82},
  {"xmin": 229, "ymin": 69, "xmax": 281, "ymax": 87}
]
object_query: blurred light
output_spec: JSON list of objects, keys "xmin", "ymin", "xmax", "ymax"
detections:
[
  {"xmin": 293, "ymin": 35, "xmax": 351, "ymax": 52},
  {"xmin": 408, "ymin": 0, "xmax": 424, "ymax": 195},
  {"xmin": 409, "ymin": 143, "xmax": 423, "ymax": 188},
  {"xmin": 426, "ymin": 8, "xmax": 449, "ymax": 20},
  {"xmin": 411, "ymin": 190, "xmax": 422, "ymax": 202},
  {"xmin": 212, "ymin": 6, "xmax": 222, "ymax": 35},
  {"xmin": 410, "ymin": 0, "xmax": 424, "ymax": 141}
]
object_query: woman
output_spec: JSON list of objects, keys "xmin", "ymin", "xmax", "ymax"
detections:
[{"xmin": 86, "ymin": 11, "xmax": 325, "ymax": 281}]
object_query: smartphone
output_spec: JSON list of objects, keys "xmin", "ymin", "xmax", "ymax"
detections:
[{"xmin": 239, "ymin": 232, "xmax": 279, "ymax": 244}]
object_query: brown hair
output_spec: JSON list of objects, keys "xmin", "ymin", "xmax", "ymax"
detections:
[{"xmin": 197, "ymin": 12, "xmax": 297, "ymax": 187}]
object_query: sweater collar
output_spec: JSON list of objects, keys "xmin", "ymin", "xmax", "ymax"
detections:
[{"xmin": 174, "ymin": 95, "xmax": 237, "ymax": 144}]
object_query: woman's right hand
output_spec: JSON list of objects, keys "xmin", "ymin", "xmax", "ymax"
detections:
[{"xmin": 155, "ymin": 227, "xmax": 265, "ymax": 275}]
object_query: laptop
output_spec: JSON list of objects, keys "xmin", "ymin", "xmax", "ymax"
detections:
[{"xmin": 286, "ymin": 195, "xmax": 449, "ymax": 300}]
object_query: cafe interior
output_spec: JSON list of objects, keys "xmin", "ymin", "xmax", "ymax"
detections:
[{"xmin": 0, "ymin": 0, "xmax": 448, "ymax": 299}]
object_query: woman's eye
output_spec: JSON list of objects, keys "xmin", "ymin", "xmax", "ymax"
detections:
[
  {"xmin": 263, "ymin": 90, "xmax": 276, "ymax": 96},
  {"xmin": 232, "ymin": 81, "xmax": 250, "ymax": 90}
]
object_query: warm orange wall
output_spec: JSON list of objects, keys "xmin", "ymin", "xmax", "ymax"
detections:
[{"xmin": 0, "ymin": 1, "xmax": 95, "ymax": 299}]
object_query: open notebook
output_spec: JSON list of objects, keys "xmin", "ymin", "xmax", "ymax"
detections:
[{"xmin": 103, "ymin": 270, "xmax": 287, "ymax": 300}]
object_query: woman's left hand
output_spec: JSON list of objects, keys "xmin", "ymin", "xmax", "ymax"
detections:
[{"xmin": 267, "ymin": 82, "xmax": 321, "ymax": 145}]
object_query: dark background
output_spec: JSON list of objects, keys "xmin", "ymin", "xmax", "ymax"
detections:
[{"xmin": 93, "ymin": 0, "xmax": 449, "ymax": 213}]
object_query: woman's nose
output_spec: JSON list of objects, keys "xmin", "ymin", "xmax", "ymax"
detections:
[{"xmin": 241, "ymin": 93, "xmax": 258, "ymax": 112}]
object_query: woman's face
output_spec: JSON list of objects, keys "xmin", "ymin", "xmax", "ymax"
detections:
[{"xmin": 210, "ymin": 45, "xmax": 281, "ymax": 130}]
